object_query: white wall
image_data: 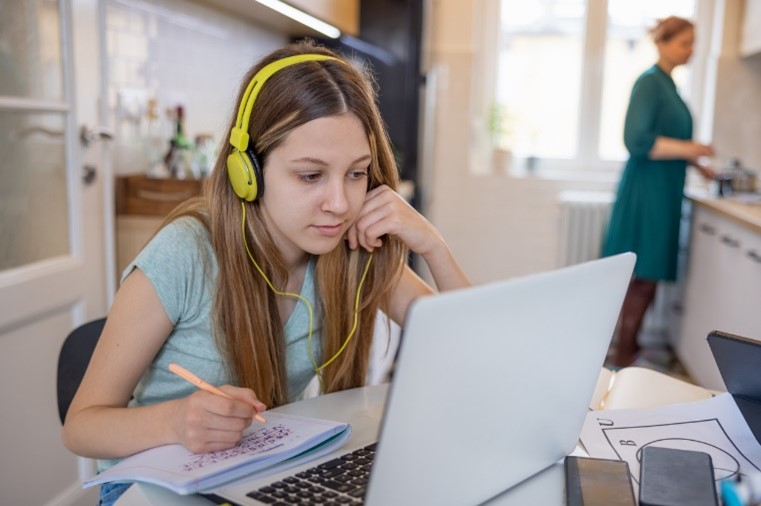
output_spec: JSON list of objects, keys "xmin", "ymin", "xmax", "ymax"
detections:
[
  {"xmin": 710, "ymin": 0, "xmax": 761, "ymax": 172},
  {"xmin": 104, "ymin": 0, "xmax": 287, "ymax": 176}
]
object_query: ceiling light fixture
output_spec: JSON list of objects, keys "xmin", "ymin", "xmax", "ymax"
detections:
[{"xmin": 254, "ymin": 0, "xmax": 342, "ymax": 39}]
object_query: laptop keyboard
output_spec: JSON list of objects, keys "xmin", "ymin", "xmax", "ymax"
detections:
[{"xmin": 245, "ymin": 443, "xmax": 377, "ymax": 505}]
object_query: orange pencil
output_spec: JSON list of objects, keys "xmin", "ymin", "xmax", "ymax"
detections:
[{"xmin": 169, "ymin": 363, "xmax": 266, "ymax": 423}]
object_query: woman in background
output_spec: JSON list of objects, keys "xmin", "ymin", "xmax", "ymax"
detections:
[{"xmin": 603, "ymin": 16, "xmax": 716, "ymax": 367}]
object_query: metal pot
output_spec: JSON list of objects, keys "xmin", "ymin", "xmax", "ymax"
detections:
[
  {"xmin": 717, "ymin": 159, "xmax": 758, "ymax": 195},
  {"xmin": 731, "ymin": 168, "xmax": 758, "ymax": 193}
]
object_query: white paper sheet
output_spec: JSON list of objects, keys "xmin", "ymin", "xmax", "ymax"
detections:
[{"xmin": 580, "ymin": 393, "xmax": 761, "ymax": 488}]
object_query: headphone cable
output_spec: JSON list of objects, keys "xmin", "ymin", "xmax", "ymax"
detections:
[{"xmin": 239, "ymin": 201, "xmax": 373, "ymax": 388}]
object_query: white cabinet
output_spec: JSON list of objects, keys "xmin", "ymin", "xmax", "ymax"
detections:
[
  {"xmin": 741, "ymin": 0, "xmax": 761, "ymax": 57},
  {"xmin": 676, "ymin": 204, "xmax": 761, "ymax": 390}
]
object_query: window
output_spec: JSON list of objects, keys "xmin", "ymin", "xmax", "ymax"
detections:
[{"xmin": 487, "ymin": 0, "xmax": 700, "ymax": 176}]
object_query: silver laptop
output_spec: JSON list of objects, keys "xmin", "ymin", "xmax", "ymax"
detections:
[{"xmin": 214, "ymin": 253, "xmax": 635, "ymax": 505}]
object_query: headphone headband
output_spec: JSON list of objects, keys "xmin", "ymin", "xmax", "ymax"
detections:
[
  {"xmin": 229, "ymin": 54, "xmax": 340, "ymax": 152},
  {"xmin": 227, "ymin": 53, "xmax": 343, "ymax": 202}
]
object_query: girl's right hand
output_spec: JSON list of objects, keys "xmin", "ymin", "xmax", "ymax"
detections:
[{"xmin": 173, "ymin": 385, "xmax": 267, "ymax": 453}]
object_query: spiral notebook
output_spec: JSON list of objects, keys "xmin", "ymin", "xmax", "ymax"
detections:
[{"xmin": 82, "ymin": 412, "xmax": 351, "ymax": 495}]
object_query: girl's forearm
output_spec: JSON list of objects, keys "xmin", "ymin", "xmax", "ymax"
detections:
[
  {"xmin": 420, "ymin": 239, "xmax": 470, "ymax": 292},
  {"xmin": 62, "ymin": 400, "xmax": 181, "ymax": 459}
]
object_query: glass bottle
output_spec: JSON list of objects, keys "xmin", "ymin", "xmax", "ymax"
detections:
[
  {"xmin": 145, "ymin": 99, "xmax": 169, "ymax": 178},
  {"xmin": 165, "ymin": 105, "xmax": 192, "ymax": 178}
]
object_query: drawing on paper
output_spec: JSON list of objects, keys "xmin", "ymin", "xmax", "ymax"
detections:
[
  {"xmin": 182, "ymin": 424, "xmax": 294, "ymax": 471},
  {"xmin": 601, "ymin": 417, "xmax": 761, "ymax": 485}
]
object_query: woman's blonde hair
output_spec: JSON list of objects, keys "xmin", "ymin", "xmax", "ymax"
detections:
[
  {"xmin": 163, "ymin": 40, "xmax": 407, "ymax": 406},
  {"xmin": 649, "ymin": 16, "xmax": 694, "ymax": 44}
]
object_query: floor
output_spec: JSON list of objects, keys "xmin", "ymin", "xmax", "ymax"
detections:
[
  {"xmin": 602, "ymin": 336, "xmax": 695, "ymax": 384},
  {"xmin": 601, "ymin": 287, "xmax": 699, "ymax": 384}
]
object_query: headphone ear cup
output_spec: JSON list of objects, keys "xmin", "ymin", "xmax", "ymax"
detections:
[
  {"xmin": 227, "ymin": 149, "xmax": 260, "ymax": 202},
  {"xmin": 247, "ymin": 148, "xmax": 264, "ymax": 199}
]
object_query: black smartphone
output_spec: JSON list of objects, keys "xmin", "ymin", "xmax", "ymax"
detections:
[
  {"xmin": 639, "ymin": 446, "xmax": 718, "ymax": 506},
  {"xmin": 564, "ymin": 455, "xmax": 636, "ymax": 506}
]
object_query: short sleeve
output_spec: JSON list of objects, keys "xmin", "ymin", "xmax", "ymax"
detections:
[
  {"xmin": 121, "ymin": 217, "xmax": 215, "ymax": 327},
  {"xmin": 623, "ymin": 73, "xmax": 661, "ymax": 157}
]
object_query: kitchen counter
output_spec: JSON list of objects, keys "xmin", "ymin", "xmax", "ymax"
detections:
[{"xmin": 686, "ymin": 190, "xmax": 761, "ymax": 235}]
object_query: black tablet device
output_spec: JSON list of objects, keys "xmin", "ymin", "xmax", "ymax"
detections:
[
  {"xmin": 639, "ymin": 446, "xmax": 718, "ymax": 506},
  {"xmin": 707, "ymin": 330, "xmax": 761, "ymax": 445}
]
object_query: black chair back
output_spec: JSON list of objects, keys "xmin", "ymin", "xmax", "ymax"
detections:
[{"xmin": 57, "ymin": 318, "xmax": 106, "ymax": 424}]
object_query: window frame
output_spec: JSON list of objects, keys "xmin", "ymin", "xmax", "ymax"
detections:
[{"xmin": 473, "ymin": 0, "xmax": 715, "ymax": 180}]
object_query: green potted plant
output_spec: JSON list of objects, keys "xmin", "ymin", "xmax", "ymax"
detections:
[{"xmin": 488, "ymin": 104, "xmax": 514, "ymax": 173}]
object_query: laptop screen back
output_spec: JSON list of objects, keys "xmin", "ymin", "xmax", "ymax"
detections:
[{"xmin": 365, "ymin": 253, "xmax": 635, "ymax": 505}]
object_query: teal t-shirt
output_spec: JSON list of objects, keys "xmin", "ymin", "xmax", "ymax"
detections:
[{"xmin": 99, "ymin": 216, "xmax": 320, "ymax": 472}]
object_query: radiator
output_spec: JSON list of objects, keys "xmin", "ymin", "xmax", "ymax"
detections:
[{"xmin": 557, "ymin": 191, "xmax": 614, "ymax": 267}]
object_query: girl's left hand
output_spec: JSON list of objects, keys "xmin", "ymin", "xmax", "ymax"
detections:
[{"xmin": 346, "ymin": 185, "xmax": 442, "ymax": 255}]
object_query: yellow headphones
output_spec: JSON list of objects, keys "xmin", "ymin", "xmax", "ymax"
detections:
[
  {"xmin": 226, "ymin": 54, "xmax": 340, "ymax": 201},
  {"xmin": 231, "ymin": 53, "xmax": 374, "ymax": 385}
]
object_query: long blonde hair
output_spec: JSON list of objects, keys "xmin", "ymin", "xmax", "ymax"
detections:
[{"xmin": 163, "ymin": 41, "xmax": 407, "ymax": 406}]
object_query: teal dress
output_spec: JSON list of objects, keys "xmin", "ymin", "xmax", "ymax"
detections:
[{"xmin": 603, "ymin": 65, "xmax": 693, "ymax": 282}]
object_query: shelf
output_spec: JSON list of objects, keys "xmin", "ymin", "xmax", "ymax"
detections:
[{"xmin": 116, "ymin": 175, "xmax": 203, "ymax": 217}]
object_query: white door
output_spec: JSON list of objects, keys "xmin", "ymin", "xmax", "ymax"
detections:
[{"xmin": 0, "ymin": 1, "xmax": 112, "ymax": 505}]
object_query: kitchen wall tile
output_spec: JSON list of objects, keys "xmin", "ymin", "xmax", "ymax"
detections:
[{"xmin": 104, "ymin": 0, "xmax": 287, "ymax": 175}]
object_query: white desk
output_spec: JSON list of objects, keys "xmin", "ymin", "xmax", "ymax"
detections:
[{"xmin": 116, "ymin": 384, "xmax": 566, "ymax": 505}]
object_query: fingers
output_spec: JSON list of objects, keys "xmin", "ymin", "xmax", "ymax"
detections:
[
  {"xmin": 219, "ymin": 385, "xmax": 267, "ymax": 414},
  {"xmin": 349, "ymin": 184, "xmax": 434, "ymax": 254},
  {"xmin": 355, "ymin": 207, "xmax": 392, "ymax": 252},
  {"xmin": 189, "ymin": 391, "xmax": 255, "ymax": 425},
  {"xmin": 351, "ymin": 186, "xmax": 405, "ymax": 252},
  {"xmin": 178, "ymin": 391, "xmax": 258, "ymax": 453},
  {"xmin": 346, "ymin": 185, "xmax": 392, "ymax": 251},
  {"xmin": 346, "ymin": 222, "xmax": 359, "ymax": 250},
  {"xmin": 185, "ymin": 428, "xmax": 248, "ymax": 454},
  {"xmin": 701, "ymin": 166, "xmax": 717, "ymax": 181}
]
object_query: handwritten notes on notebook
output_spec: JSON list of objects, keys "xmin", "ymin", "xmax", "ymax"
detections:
[
  {"xmin": 84, "ymin": 412, "xmax": 351, "ymax": 495},
  {"xmin": 182, "ymin": 423, "xmax": 295, "ymax": 472}
]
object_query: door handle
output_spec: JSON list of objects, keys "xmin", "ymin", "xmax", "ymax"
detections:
[
  {"xmin": 720, "ymin": 235, "xmax": 740, "ymax": 248},
  {"xmin": 80, "ymin": 125, "xmax": 115, "ymax": 147},
  {"xmin": 82, "ymin": 165, "xmax": 97, "ymax": 185}
]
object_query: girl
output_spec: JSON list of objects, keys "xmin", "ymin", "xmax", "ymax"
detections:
[{"xmin": 62, "ymin": 41, "xmax": 469, "ymax": 505}]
